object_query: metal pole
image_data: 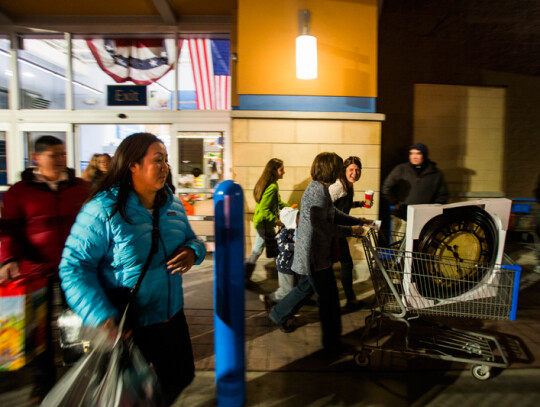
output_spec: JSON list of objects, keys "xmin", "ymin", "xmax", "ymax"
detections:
[{"xmin": 213, "ymin": 180, "xmax": 245, "ymax": 406}]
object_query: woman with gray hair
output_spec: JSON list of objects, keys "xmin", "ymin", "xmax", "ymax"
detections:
[{"xmin": 269, "ymin": 152, "xmax": 372, "ymax": 353}]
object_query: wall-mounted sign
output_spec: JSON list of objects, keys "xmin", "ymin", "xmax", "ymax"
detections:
[{"xmin": 107, "ymin": 85, "xmax": 147, "ymax": 106}]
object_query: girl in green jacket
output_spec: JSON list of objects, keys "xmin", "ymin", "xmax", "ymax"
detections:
[{"xmin": 245, "ymin": 158, "xmax": 288, "ymax": 283}]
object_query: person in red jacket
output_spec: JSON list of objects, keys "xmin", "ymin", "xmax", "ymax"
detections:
[{"xmin": 0, "ymin": 135, "xmax": 90, "ymax": 404}]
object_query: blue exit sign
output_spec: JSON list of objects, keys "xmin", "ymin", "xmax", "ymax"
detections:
[{"xmin": 107, "ymin": 85, "xmax": 147, "ymax": 106}]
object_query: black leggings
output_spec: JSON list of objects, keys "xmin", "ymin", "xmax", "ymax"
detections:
[
  {"xmin": 337, "ymin": 237, "xmax": 356, "ymax": 302},
  {"xmin": 132, "ymin": 309, "xmax": 195, "ymax": 406}
]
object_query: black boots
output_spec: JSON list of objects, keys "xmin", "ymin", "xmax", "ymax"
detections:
[{"xmin": 245, "ymin": 262, "xmax": 256, "ymax": 285}]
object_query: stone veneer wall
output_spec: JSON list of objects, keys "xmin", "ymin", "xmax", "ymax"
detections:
[{"xmin": 231, "ymin": 111, "xmax": 384, "ymax": 281}]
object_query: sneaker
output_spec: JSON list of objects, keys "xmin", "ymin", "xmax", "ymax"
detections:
[
  {"xmin": 259, "ymin": 294, "xmax": 276, "ymax": 312},
  {"xmin": 278, "ymin": 318, "xmax": 297, "ymax": 333},
  {"xmin": 268, "ymin": 314, "xmax": 297, "ymax": 333}
]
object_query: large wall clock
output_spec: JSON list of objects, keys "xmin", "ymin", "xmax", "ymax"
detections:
[{"xmin": 413, "ymin": 205, "xmax": 499, "ymax": 299}]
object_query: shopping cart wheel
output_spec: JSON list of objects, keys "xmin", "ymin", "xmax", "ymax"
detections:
[
  {"xmin": 364, "ymin": 314, "xmax": 379, "ymax": 328},
  {"xmin": 471, "ymin": 364, "xmax": 491, "ymax": 380},
  {"xmin": 354, "ymin": 351, "xmax": 370, "ymax": 367},
  {"xmin": 364, "ymin": 315, "xmax": 373, "ymax": 326}
]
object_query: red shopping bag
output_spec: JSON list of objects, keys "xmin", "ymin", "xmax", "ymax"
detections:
[{"xmin": 0, "ymin": 278, "xmax": 48, "ymax": 371}]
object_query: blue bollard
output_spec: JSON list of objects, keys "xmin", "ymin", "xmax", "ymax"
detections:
[{"xmin": 213, "ymin": 181, "xmax": 246, "ymax": 406}]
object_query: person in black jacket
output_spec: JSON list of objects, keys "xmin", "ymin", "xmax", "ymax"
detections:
[{"xmin": 382, "ymin": 142, "xmax": 448, "ymax": 234}]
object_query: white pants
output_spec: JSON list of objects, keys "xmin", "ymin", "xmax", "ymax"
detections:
[{"xmin": 270, "ymin": 272, "xmax": 296, "ymax": 302}]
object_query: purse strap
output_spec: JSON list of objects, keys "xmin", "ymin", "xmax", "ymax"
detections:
[
  {"xmin": 116, "ymin": 210, "xmax": 161, "ymax": 336},
  {"xmin": 128, "ymin": 208, "xmax": 161, "ymax": 301}
]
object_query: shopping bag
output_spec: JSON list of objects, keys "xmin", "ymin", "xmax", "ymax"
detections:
[
  {"xmin": 57, "ymin": 308, "xmax": 91, "ymax": 366},
  {"xmin": 41, "ymin": 330, "xmax": 113, "ymax": 406},
  {"xmin": 93, "ymin": 338, "xmax": 164, "ymax": 407},
  {"xmin": 43, "ymin": 308, "xmax": 164, "ymax": 407},
  {"xmin": 0, "ymin": 278, "xmax": 47, "ymax": 371},
  {"xmin": 57, "ymin": 285, "xmax": 134, "ymax": 366}
]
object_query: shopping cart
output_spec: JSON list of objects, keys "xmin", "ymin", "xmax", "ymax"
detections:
[{"xmin": 355, "ymin": 229, "xmax": 522, "ymax": 380}]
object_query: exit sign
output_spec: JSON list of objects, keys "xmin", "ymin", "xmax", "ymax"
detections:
[{"xmin": 107, "ymin": 85, "xmax": 147, "ymax": 106}]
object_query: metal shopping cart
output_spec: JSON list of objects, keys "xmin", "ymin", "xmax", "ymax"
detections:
[{"xmin": 354, "ymin": 229, "xmax": 522, "ymax": 380}]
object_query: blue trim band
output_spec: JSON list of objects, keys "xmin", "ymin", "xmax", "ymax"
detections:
[
  {"xmin": 503, "ymin": 264, "xmax": 521, "ymax": 321},
  {"xmin": 235, "ymin": 95, "xmax": 376, "ymax": 113}
]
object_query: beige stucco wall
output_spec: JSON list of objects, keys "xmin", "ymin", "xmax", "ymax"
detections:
[
  {"xmin": 231, "ymin": 111, "xmax": 384, "ymax": 281},
  {"xmin": 237, "ymin": 0, "xmax": 378, "ymax": 98}
]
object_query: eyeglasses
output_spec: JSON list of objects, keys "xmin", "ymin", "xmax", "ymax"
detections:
[{"xmin": 42, "ymin": 152, "xmax": 67, "ymax": 159}]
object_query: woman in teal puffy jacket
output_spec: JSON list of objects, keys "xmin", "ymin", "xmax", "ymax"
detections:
[{"xmin": 59, "ymin": 132, "xmax": 206, "ymax": 405}]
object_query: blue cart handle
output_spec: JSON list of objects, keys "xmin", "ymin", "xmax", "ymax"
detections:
[{"xmin": 501, "ymin": 264, "xmax": 522, "ymax": 321}]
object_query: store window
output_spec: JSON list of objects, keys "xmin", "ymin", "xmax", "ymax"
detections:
[
  {"xmin": 8, "ymin": 35, "xmax": 230, "ymax": 111},
  {"xmin": 0, "ymin": 39, "xmax": 10, "ymax": 109},
  {"xmin": 72, "ymin": 38, "xmax": 177, "ymax": 110},
  {"xmin": 176, "ymin": 39, "xmax": 231, "ymax": 110},
  {"xmin": 77, "ymin": 124, "xmax": 171, "ymax": 172},
  {"xmin": 18, "ymin": 38, "xmax": 67, "ymax": 109},
  {"xmin": 72, "ymin": 38, "xmax": 230, "ymax": 111}
]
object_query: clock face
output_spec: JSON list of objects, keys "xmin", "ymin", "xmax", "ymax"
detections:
[{"xmin": 414, "ymin": 206, "xmax": 499, "ymax": 299}]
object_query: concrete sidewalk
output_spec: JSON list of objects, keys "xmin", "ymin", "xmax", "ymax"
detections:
[{"xmin": 182, "ymin": 238, "xmax": 540, "ymax": 406}]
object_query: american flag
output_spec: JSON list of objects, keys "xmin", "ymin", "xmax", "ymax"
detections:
[
  {"xmin": 86, "ymin": 39, "xmax": 177, "ymax": 85},
  {"xmin": 187, "ymin": 39, "xmax": 231, "ymax": 110}
]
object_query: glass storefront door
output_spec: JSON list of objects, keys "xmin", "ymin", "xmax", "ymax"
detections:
[
  {"xmin": 173, "ymin": 131, "xmax": 225, "ymax": 252},
  {"xmin": 177, "ymin": 132, "xmax": 223, "ymax": 192},
  {"xmin": 2, "ymin": 116, "xmax": 229, "ymax": 253}
]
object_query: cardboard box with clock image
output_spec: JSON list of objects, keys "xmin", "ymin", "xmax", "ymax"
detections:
[{"xmin": 403, "ymin": 199, "xmax": 512, "ymax": 310}]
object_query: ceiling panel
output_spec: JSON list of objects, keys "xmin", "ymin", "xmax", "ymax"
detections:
[{"xmin": 0, "ymin": 0, "xmax": 236, "ymax": 17}]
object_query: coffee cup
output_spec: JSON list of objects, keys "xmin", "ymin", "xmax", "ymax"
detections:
[{"xmin": 365, "ymin": 190, "xmax": 374, "ymax": 208}]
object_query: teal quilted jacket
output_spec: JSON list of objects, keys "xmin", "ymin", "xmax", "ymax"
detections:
[{"xmin": 59, "ymin": 186, "xmax": 206, "ymax": 328}]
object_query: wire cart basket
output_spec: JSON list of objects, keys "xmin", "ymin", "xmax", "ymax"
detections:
[{"xmin": 355, "ymin": 229, "xmax": 522, "ymax": 380}]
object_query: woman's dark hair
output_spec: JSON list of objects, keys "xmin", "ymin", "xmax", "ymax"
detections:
[
  {"xmin": 166, "ymin": 164, "xmax": 175, "ymax": 193},
  {"xmin": 311, "ymin": 152, "xmax": 343, "ymax": 184},
  {"xmin": 253, "ymin": 158, "xmax": 283, "ymax": 203},
  {"xmin": 338, "ymin": 156, "xmax": 363, "ymax": 197},
  {"xmin": 90, "ymin": 132, "xmax": 167, "ymax": 222}
]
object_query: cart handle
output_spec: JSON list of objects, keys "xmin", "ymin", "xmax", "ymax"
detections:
[{"xmin": 502, "ymin": 264, "xmax": 522, "ymax": 321}]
